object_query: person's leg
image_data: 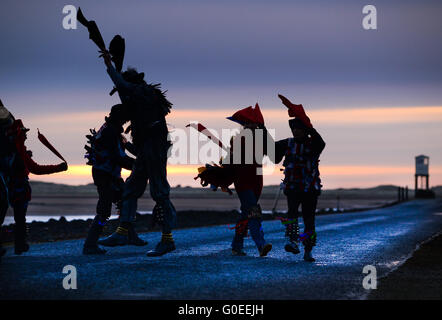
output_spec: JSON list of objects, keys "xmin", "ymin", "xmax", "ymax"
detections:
[
  {"xmin": 231, "ymin": 211, "xmax": 248, "ymax": 255},
  {"xmin": 145, "ymin": 138, "xmax": 177, "ymax": 256},
  {"xmin": 12, "ymin": 180, "xmax": 31, "ymax": 255},
  {"xmin": 0, "ymin": 175, "xmax": 9, "ymax": 258},
  {"xmin": 284, "ymin": 190, "xmax": 301, "ymax": 254},
  {"xmin": 13, "ymin": 201, "xmax": 29, "ymax": 255},
  {"xmin": 236, "ymin": 190, "xmax": 271, "ymax": 256},
  {"xmin": 113, "ymin": 176, "xmax": 147, "ymax": 246},
  {"xmin": 83, "ymin": 169, "xmax": 113, "ymax": 254},
  {"xmin": 98, "ymin": 158, "xmax": 148, "ymax": 247},
  {"xmin": 0, "ymin": 175, "xmax": 8, "ymax": 226},
  {"xmin": 300, "ymin": 192, "xmax": 318, "ymax": 262}
]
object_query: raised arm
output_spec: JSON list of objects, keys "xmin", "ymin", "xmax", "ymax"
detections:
[
  {"xmin": 106, "ymin": 64, "xmax": 132, "ymax": 94},
  {"xmin": 100, "ymin": 51, "xmax": 132, "ymax": 96},
  {"xmin": 308, "ymin": 127, "xmax": 326, "ymax": 157}
]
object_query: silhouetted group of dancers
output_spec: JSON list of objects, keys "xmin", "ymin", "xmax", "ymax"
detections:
[{"xmin": 0, "ymin": 8, "xmax": 325, "ymax": 263}]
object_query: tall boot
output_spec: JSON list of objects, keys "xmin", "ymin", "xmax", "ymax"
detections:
[
  {"xmin": 146, "ymin": 202, "xmax": 176, "ymax": 257},
  {"xmin": 301, "ymin": 230, "xmax": 317, "ymax": 262},
  {"xmin": 83, "ymin": 216, "xmax": 107, "ymax": 255},
  {"xmin": 231, "ymin": 219, "xmax": 247, "ymax": 256},
  {"xmin": 14, "ymin": 222, "xmax": 29, "ymax": 255},
  {"xmin": 284, "ymin": 218, "xmax": 300, "ymax": 255}
]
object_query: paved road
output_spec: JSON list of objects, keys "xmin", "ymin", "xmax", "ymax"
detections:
[{"xmin": 1, "ymin": 199, "xmax": 441, "ymax": 299}]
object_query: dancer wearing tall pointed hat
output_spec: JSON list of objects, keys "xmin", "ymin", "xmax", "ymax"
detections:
[
  {"xmin": 273, "ymin": 94, "xmax": 325, "ymax": 262},
  {"xmin": 195, "ymin": 104, "xmax": 273, "ymax": 256}
]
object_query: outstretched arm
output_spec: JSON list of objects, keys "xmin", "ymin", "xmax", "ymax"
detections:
[
  {"xmin": 308, "ymin": 127, "xmax": 326, "ymax": 157},
  {"xmin": 24, "ymin": 151, "xmax": 67, "ymax": 175},
  {"xmin": 262, "ymin": 127, "xmax": 287, "ymax": 164},
  {"xmin": 274, "ymin": 139, "xmax": 289, "ymax": 164},
  {"xmin": 100, "ymin": 50, "xmax": 112, "ymax": 69}
]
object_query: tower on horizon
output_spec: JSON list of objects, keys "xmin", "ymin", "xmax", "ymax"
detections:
[{"xmin": 415, "ymin": 155, "xmax": 435, "ymax": 198}]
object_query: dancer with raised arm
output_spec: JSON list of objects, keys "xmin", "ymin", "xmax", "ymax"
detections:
[{"xmin": 273, "ymin": 94, "xmax": 326, "ymax": 262}]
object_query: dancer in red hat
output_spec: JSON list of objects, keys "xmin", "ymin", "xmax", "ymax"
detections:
[
  {"xmin": 196, "ymin": 104, "xmax": 273, "ymax": 257},
  {"xmin": 4, "ymin": 119, "xmax": 68, "ymax": 254},
  {"xmin": 273, "ymin": 94, "xmax": 325, "ymax": 262}
]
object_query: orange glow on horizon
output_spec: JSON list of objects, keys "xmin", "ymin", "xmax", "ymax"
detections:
[
  {"xmin": 33, "ymin": 164, "xmax": 442, "ymax": 179},
  {"xmin": 172, "ymin": 106, "xmax": 442, "ymax": 125},
  {"xmin": 26, "ymin": 105, "xmax": 442, "ymax": 126}
]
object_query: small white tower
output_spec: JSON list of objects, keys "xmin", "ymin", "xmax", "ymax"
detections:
[{"xmin": 415, "ymin": 155, "xmax": 430, "ymax": 196}]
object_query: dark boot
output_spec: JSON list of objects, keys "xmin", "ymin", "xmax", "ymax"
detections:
[
  {"xmin": 231, "ymin": 233, "xmax": 245, "ymax": 256},
  {"xmin": 259, "ymin": 243, "xmax": 272, "ymax": 257},
  {"xmin": 285, "ymin": 242, "xmax": 300, "ymax": 254},
  {"xmin": 128, "ymin": 224, "xmax": 147, "ymax": 246},
  {"xmin": 83, "ymin": 216, "xmax": 107, "ymax": 255},
  {"xmin": 146, "ymin": 233, "xmax": 175, "ymax": 257},
  {"xmin": 301, "ymin": 230, "xmax": 317, "ymax": 262},
  {"xmin": 231, "ymin": 219, "xmax": 247, "ymax": 255},
  {"xmin": 303, "ymin": 249, "xmax": 315, "ymax": 262},
  {"xmin": 97, "ymin": 226, "xmax": 129, "ymax": 247},
  {"xmin": 284, "ymin": 219, "xmax": 300, "ymax": 255},
  {"xmin": 14, "ymin": 223, "xmax": 29, "ymax": 255}
]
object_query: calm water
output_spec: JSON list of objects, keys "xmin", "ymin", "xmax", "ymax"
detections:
[{"xmin": 2, "ymin": 211, "xmax": 153, "ymax": 226}]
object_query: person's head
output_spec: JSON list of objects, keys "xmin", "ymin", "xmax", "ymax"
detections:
[
  {"xmin": 107, "ymin": 104, "xmax": 129, "ymax": 127},
  {"xmin": 12, "ymin": 119, "xmax": 30, "ymax": 142},
  {"xmin": 289, "ymin": 118, "xmax": 307, "ymax": 140},
  {"xmin": 122, "ymin": 67, "xmax": 145, "ymax": 84},
  {"xmin": 243, "ymin": 122, "xmax": 261, "ymax": 130},
  {"xmin": 0, "ymin": 99, "xmax": 14, "ymax": 128}
]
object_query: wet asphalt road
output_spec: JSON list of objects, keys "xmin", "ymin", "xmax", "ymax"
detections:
[{"xmin": 1, "ymin": 199, "xmax": 441, "ymax": 300}]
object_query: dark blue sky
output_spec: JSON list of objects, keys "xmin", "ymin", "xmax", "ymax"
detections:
[
  {"xmin": 1, "ymin": 0, "xmax": 442, "ymax": 115},
  {"xmin": 1, "ymin": 0, "xmax": 442, "ymax": 187}
]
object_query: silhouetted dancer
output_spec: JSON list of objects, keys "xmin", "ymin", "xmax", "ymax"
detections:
[
  {"xmin": 195, "ymin": 104, "xmax": 273, "ymax": 257},
  {"xmin": 83, "ymin": 104, "xmax": 146, "ymax": 255},
  {"xmin": 4, "ymin": 119, "xmax": 67, "ymax": 255},
  {"xmin": 97, "ymin": 53, "xmax": 177, "ymax": 257},
  {"xmin": 0, "ymin": 100, "xmax": 16, "ymax": 261},
  {"xmin": 273, "ymin": 94, "xmax": 325, "ymax": 262},
  {"xmin": 77, "ymin": 8, "xmax": 177, "ymax": 256}
]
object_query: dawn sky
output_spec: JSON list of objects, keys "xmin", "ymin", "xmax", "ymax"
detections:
[{"xmin": 1, "ymin": 0, "xmax": 441, "ymax": 188}]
